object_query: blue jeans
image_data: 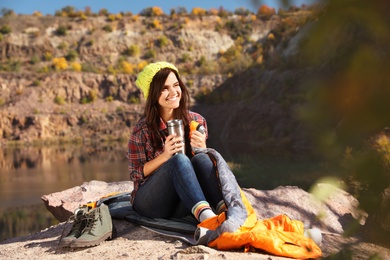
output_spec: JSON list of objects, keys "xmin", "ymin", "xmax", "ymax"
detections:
[{"xmin": 133, "ymin": 153, "xmax": 223, "ymax": 219}]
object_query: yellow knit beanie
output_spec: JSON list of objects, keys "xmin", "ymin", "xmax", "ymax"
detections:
[{"xmin": 135, "ymin": 61, "xmax": 179, "ymax": 99}]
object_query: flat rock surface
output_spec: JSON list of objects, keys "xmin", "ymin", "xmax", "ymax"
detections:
[{"xmin": 1, "ymin": 181, "xmax": 389, "ymax": 259}]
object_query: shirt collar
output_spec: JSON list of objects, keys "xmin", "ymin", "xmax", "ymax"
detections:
[{"xmin": 159, "ymin": 117, "xmax": 168, "ymax": 132}]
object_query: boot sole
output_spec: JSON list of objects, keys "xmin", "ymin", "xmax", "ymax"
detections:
[
  {"xmin": 59, "ymin": 239, "xmax": 75, "ymax": 247},
  {"xmin": 69, "ymin": 231, "xmax": 112, "ymax": 248}
]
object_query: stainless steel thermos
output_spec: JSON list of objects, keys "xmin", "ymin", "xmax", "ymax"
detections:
[{"xmin": 167, "ymin": 119, "xmax": 185, "ymax": 154}]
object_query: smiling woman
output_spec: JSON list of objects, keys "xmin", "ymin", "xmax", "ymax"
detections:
[{"xmin": 127, "ymin": 61, "xmax": 224, "ymax": 223}]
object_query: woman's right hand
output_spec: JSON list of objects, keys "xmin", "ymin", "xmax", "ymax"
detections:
[
  {"xmin": 163, "ymin": 133, "xmax": 184, "ymax": 158},
  {"xmin": 144, "ymin": 134, "xmax": 184, "ymax": 177}
]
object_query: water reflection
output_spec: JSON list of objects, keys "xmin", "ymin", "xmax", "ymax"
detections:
[
  {"xmin": 0, "ymin": 144, "xmax": 128, "ymax": 207},
  {"xmin": 0, "ymin": 143, "xmax": 128, "ymax": 241}
]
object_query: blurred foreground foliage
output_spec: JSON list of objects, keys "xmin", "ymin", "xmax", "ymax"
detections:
[{"xmin": 256, "ymin": 0, "xmax": 390, "ymax": 247}]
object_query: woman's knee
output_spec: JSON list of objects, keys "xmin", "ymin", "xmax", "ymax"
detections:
[
  {"xmin": 191, "ymin": 153, "xmax": 213, "ymax": 170},
  {"xmin": 170, "ymin": 153, "xmax": 191, "ymax": 165}
]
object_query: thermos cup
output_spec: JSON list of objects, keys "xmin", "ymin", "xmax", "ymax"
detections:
[{"xmin": 167, "ymin": 119, "xmax": 185, "ymax": 154}]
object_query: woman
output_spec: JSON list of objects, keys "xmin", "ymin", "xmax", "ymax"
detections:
[{"xmin": 127, "ymin": 61, "xmax": 226, "ymax": 222}]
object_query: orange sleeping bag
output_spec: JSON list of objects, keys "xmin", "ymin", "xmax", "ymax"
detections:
[{"xmin": 200, "ymin": 149, "xmax": 322, "ymax": 259}]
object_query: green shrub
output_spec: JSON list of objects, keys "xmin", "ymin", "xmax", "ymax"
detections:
[
  {"xmin": 65, "ymin": 50, "xmax": 78, "ymax": 61},
  {"xmin": 55, "ymin": 25, "xmax": 68, "ymax": 36},
  {"xmin": 81, "ymin": 63, "xmax": 99, "ymax": 73},
  {"xmin": 57, "ymin": 42, "xmax": 68, "ymax": 50},
  {"xmin": 86, "ymin": 40, "xmax": 94, "ymax": 46},
  {"xmin": 102, "ymin": 25, "xmax": 113, "ymax": 32},
  {"xmin": 157, "ymin": 35, "xmax": 169, "ymax": 48},
  {"xmin": 89, "ymin": 89, "xmax": 98, "ymax": 102},
  {"xmin": 123, "ymin": 44, "xmax": 140, "ymax": 57},
  {"xmin": 224, "ymin": 20, "xmax": 252, "ymax": 40},
  {"xmin": 80, "ymin": 89, "xmax": 98, "ymax": 104},
  {"xmin": 30, "ymin": 55, "xmax": 40, "ymax": 65},
  {"xmin": 105, "ymin": 96, "xmax": 114, "ymax": 102},
  {"xmin": 1, "ymin": 8, "xmax": 15, "ymax": 17},
  {"xmin": 128, "ymin": 96, "xmax": 140, "ymax": 104},
  {"xmin": 0, "ymin": 25, "xmax": 11, "ymax": 34},
  {"xmin": 32, "ymin": 79, "xmax": 41, "ymax": 86},
  {"xmin": 54, "ymin": 96, "xmax": 66, "ymax": 105},
  {"xmin": 80, "ymin": 115, "xmax": 88, "ymax": 124},
  {"xmin": 144, "ymin": 49, "xmax": 156, "ymax": 59},
  {"xmin": 10, "ymin": 60, "xmax": 22, "ymax": 72},
  {"xmin": 234, "ymin": 7, "xmax": 252, "ymax": 16},
  {"xmin": 180, "ymin": 53, "xmax": 191, "ymax": 63},
  {"xmin": 80, "ymin": 97, "xmax": 89, "ymax": 104},
  {"xmin": 99, "ymin": 8, "xmax": 109, "ymax": 16}
]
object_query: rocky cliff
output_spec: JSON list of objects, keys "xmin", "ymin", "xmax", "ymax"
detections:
[{"xmin": 0, "ymin": 9, "xmax": 312, "ymax": 148}]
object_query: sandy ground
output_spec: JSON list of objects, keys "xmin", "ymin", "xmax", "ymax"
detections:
[{"xmin": 1, "ymin": 219, "xmax": 390, "ymax": 260}]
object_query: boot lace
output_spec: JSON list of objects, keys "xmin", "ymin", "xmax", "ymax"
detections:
[
  {"xmin": 82, "ymin": 208, "xmax": 102, "ymax": 234},
  {"xmin": 58, "ymin": 212, "xmax": 87, "ymax": 246}
]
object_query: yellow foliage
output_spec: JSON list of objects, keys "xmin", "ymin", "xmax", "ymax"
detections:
[
  {"xmin": 375, "ymin": 135, "xmax": 390, "ymax": 165},
  {"xmin": 209, "ymin": 8, "xmax": 219, "ymax": 16},
  {"xmin": 137, "ymin": 61, "xmax": 148, "ymax": 72},
  {"xmin": 71, "ymin": 62, "xmax": 82, "ymax": 72},
  {"xmin": 192, "ymin": 7, "xmax": 206, "ymax": 16},
  {"xmin": 152, "ymin": 6, "xmax": 164, "ymax": 16},
  {"xmin": 267, "ymin": 33, "xmax": 275, "ymax": 41},
  {"xmin": 132, "ymin": 15, "xmax": 139, "ymax": 22},
  {"xmin": 250, "ymin": 14, "xmax": 257, "ymax": 21},
  {"xmin": 52, "ymin": 57, "xmax": 68, "ymax": 70},
  {"xmin": 40, "ymin": 66, "xmax": 50, "ymax": 73},
  {"xmin": 117, "ymin": 13, "xmax": 123, "ymax": 20},
  {"xmin": 120, "ymin": 61, "xmax": 134, "ymax": 74},
  {"xmin": 33, "ymin": 11, "xmax": 42, "ymax": 17},
  {"xmin": 44, "ymin": 52, "xmax": 52, "ymax": 61},
  {"xmin": 152, "ymin": 19, "xmax": 163, "ymax": 30},
  {"xmin": 184, "ymin": 17, "xmax": 190, "ymax": 24},
  {"xmin": 258, "ymin": 5, "xmax": 275, "ymax": 16},
  {"xmin": 235, "ymin": 37, "xmax": 244, "ymax": 45},
  {"xmin": 256, "ymin": 55, "xmax": 263, "ymax": 64},
  {"xmin": 80, "ymin": 13, "xmax": 87, "ymax": 21},
  {"xmin": 108, "ymin": 14, "xmax": 116, "ymax": 21},
  {"xmin": 107, "ymin": 65, "xmax": 116, "ymax": 74}
]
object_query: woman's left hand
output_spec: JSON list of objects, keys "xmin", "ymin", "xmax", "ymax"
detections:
[{"xmin": 190, "ymin": 130, "xmax": 206, "ymax": 149}]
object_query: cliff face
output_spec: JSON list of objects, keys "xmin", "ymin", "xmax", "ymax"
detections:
[
  {"xmin": 0, "ymin": 71, "xmax": 226, "ymax": 145},
  {"xmin": 0, "ymin": 11, "xmax": 310, "ymax": 147}
]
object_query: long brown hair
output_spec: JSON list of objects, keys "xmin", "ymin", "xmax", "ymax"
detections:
[{"xmin": 144, "ymin": 67, "xmax": 190, "ymax": 149}]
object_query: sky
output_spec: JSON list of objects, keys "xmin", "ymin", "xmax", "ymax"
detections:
[{"xmin": 1, "ymin": 0, "xmax": 317, "ymax": 16}]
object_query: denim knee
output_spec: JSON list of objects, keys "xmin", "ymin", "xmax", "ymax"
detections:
[
  {"xmin": 191, "ymin": 153, "xmax": 214, "ymax": 176},
  {"xmin": 171, "ymin": 153, "xmax": 191, "ymax": 165},
  {"xmin": 191, "ymin": 153, "xmax": 210, "ymax": 165}
]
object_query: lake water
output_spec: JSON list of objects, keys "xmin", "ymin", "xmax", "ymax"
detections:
[{"xmin": 0, "ymin": 142, "xmax": 332, "ymax": 241}]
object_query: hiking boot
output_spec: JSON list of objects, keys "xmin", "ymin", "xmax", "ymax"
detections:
[
  {"xmin": 70, "ymin": 203, "xmax": 113, "ymax": 248},
  {"xmin": 59, "ymin": 206, "xmax": 90, "ymax": 247}
]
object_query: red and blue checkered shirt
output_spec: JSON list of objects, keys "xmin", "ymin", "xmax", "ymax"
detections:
[{"xmin": 127, "ymin": 111, "xmax": 208, "ymax": 203}]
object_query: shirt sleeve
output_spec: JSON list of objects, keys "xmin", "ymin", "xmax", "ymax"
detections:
[
  {"xmin": 189, "ymin": 111, "xmax": 209, "ymax": 139},
  {"xmin": 127, "ymin": 126, "xmax": 147, "ymax": 182}
]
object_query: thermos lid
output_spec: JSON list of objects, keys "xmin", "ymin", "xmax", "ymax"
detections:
[{"xmin": 167, "ymin": 119, "xmax": 183, "ymax": 127}]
